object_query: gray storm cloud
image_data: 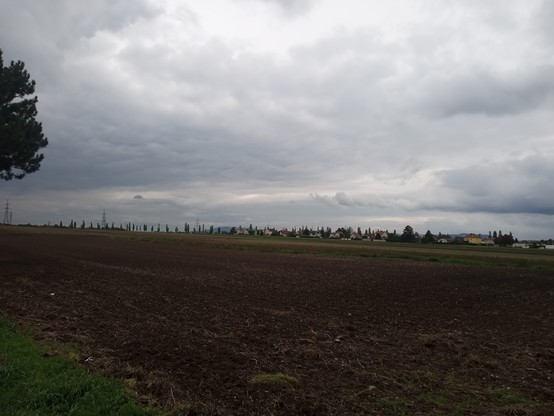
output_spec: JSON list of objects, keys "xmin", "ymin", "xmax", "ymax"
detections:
[
  {"xmin": 426, "ymin": 155, "xmax": 554, "ymax": 215},
  {"xmin": 1, "ymin": 0, "xmax": 553, "ymax": 239}
]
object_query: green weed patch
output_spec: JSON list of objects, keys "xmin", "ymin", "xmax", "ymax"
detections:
[{"xmin": 0, "ymin": 318, "xmax": 160, "ymax": 416}]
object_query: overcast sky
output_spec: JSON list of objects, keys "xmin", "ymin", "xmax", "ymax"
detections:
[{"xmin": 1, "ymin": 0, "xmax": 553, "ymax": 239}]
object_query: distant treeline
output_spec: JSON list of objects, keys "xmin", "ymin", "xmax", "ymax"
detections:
[{"xmin": 7, "ymin": 221, "xmax": 552, "ymax": 246}]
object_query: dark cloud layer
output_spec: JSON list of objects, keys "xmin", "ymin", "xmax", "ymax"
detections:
[
  {"xmin": 428, "ymin": 156, "xmax": 554, "ymax": 215},
  {"xmin": 425, "ymin": 66, "xmax": 554, "ymax": 117}
]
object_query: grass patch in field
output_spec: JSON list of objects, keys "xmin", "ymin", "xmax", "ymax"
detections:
[
  {"xmin": 377, "ymin": 397, "xmax": 412, "ymax": 415},
  {"xmin": 418, "ymin": 388, "xmax": 482, "ymax": 411},
  {"xmin": 249, "ymin": 372, "xmax": 299, "ymax": 387},
  {"xmin": 129, "ymin": 233, "xmax": 554, "ymax": 270},
  {"xmin": 4, "ymin": 227, "xmax": 554, "ymax": 270},
  {"xmin": 0, "ymin": 318, "xmax": 161, "ymax": 416},
  {"xmin": 394, "ymin": 371, "xmax": 543, "ymax": 415},
  {"xmin": 489, "ymin": 387, "xmax": 536, "ymax": 406}
]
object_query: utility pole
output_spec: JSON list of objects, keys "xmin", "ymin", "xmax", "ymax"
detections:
[{"xmin": 3, "ymin": 200, "xmax": 9, "ymax": 225}]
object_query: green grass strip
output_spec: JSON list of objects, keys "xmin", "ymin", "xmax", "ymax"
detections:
[{"xmin": 0, "ymin": 318, "xmax": 161, "ymax": 416}]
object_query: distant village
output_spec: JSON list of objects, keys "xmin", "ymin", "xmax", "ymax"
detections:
[
  {"xmin": 3, "ymin": 204, "xmax": 553, "ymax": 249},
  {"xmin": 229, "ymin": 225, "xmax": 554, "ymax": 249}
]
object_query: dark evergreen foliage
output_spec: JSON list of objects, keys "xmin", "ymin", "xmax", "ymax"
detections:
[
  {"xmin": 421, "ymin": 229, "xmax": 436, "ymax": 244},
  {"xmin": 0, "ymin": 49, "xmax": 48, "ymax": 180},
  {"xmin": 400, "ymin": 225, "xmax": 416, "ymax": 243},
  {"xmin": 495, "ymin": 233, "xmax": 514, "ymax": 247}
]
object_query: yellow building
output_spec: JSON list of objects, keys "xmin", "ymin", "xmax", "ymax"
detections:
[{"xmin": 464, "ymin": 233, "xmax": 482, "ymax": 245}]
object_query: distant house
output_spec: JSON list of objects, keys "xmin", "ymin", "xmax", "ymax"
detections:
[
  {"xmin": 513, "ymin": 243, "xmax": 530, "ymax": 248},
  {"xmin": 279, "ymin": 228, "xmax": 290, "ymax": 237},
  {"xmin": 464, "ymin": 233, "xmax": 482, "ymax": 245},
  {"xmin": 481, "ymin": 238, "xmax": 495, "ymax": 246},
  {"xmin": 235, "ymin": 227, "xmax": 250, "ymax": 235},
  {"xmin": 350, "ymin": 232, "xmax": 362, "ymax": 240}
]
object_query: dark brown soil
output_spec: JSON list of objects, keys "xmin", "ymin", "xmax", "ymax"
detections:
[{"xmin": 1, "ymin": 230, "xmax": 553, "ymax": 415}]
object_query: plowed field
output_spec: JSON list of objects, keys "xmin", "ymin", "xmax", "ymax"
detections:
[{"xmin": 1, "ymin": 229, "xmax": 553, "ymax": 415}]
